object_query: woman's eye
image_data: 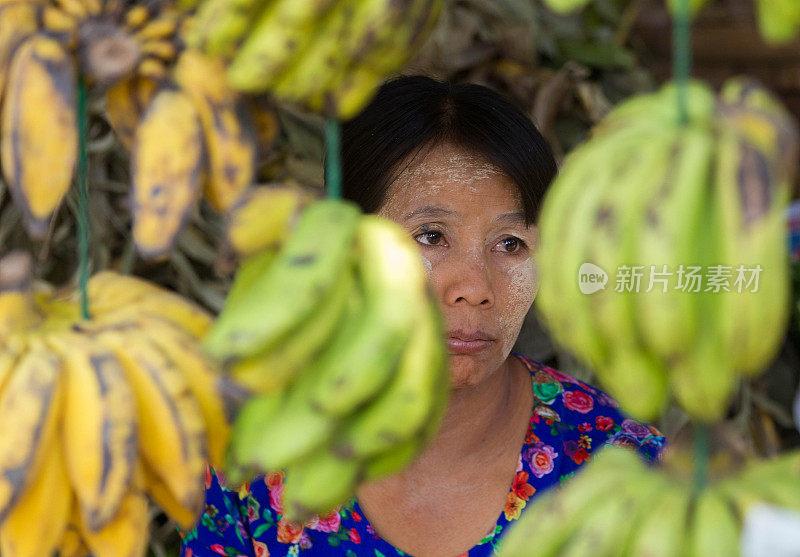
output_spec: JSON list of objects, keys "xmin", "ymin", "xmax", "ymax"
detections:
[
  {"xmin": 415, "ymin": 231, "xmax": 445, "ymax": 246},
  {"xmin": 497, "ymin": 237, "xmax": 525, "ymax": 253}
]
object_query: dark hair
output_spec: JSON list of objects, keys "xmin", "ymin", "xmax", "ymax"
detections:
[{"xmin": 336, "ymin": 75, "xmax": 557, "ymax": 225}]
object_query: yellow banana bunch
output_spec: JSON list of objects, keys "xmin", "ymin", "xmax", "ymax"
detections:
[
  {"xmin": 184, "ymin": 0, "xmax": 445, "ymax": 119},
  {"xmin": 204, "ymin": 197, "xmax": 450, "ymax": 525},
  {"xmin": 535, "ymin": 78, "xmax": 799, "ymax": 422},
  {"xmin": 0, "ymin": 251, "xmax": 231, "ymax": 557},
  {"xmin": 0, "ymin": 1, "xmax": 270, "ymax": 257},
  {"xmin": 499, "ymin": 445, "xmax": 800, "ymax": 556}
]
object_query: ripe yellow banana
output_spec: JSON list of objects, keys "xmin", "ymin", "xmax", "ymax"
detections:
[
  {"xmin": 0, "ymin": 251, "xmax": 39, "ymax": 338},
  {"xmin": 87, "ymin": 270, "xmax": 213, "ymax": 338},
  {"xmin": 97, "ymin": 329, "xmax": 207, "ymax": 514},
  {"xmin": 0, "ymin": 424, "xmax": 71, "ymax": 557},
  {"xmin": 128, "ymin": 312, "xmax": 231, "ymax": 470},
  {"xmin": 105, "ymin": 76, "xmax": 157, "ymax": 152},
  {"xmin": 45, "ymin": 331, "xmax": 138, "ymax": 532},
  {"xmin": 141, "ymin": 457, "xmax": 202, "ymax": 531},
  {"xmin": 132, "ymin": 87, "xmax": 205, "ymax": 260},
  {"xmin": 0, "ymin": 3, "xmax": 38, "ymax": 101},
  {"xmin": 0, "ymin": 338, "xmax": 62, "ymax": 523},
  {"xmin": 78, "ymin": 468, "xmax": 149, "ymax": 557},
  {"xmin": 173, "ymin": 49, "xmax": 257, "ymax": 212},
  {"xmin": 225, "ymin": 184, "xmax": 315, "ymax": 257},
  {"xmin": 311, "ymin": 215, "xmax": 429, "ymax": 416},
  {"xmin": 1, "ymin": 34, "xmax": 77, "ymax": 237}
]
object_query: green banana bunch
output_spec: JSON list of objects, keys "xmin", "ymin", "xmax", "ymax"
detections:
[
  {"xmin": 183, "ymin": 0, "xmax": 445, "ymax": 118},
  {"xmin": 500, "ymin": 446, "xmax": 800, "ymax": 556},
  {"xmin": 207, "ymin": 198, "xmax": 450, "ymax": 524},
  {"xmin": 535, "ymin": 78, "xmax": 799, "ymax": 422}
]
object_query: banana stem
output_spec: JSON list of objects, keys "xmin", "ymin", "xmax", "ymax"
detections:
[
  {"xmin": 325, "ymin": 118, "xmax": 342, "ymax": 200},
  {"xmin": 673, "ymin": 0, "xmax": 691, "ymax": 125},
  {"xmin": 693, "ymin": 422, "xmax": 709, "ymax": 492},
  {"xmin": 76, "ymin": 74, "xmax": 91, "ymax": 320}
]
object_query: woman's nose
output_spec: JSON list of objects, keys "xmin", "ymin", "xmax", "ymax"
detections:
[{"xmin": 437, "ymin": 250, "xmax": 494, "ymax": 308}]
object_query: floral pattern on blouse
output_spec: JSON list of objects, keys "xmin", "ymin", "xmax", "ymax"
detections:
[{"xmin": 180, "ymin": 352, "xmax": 667, "ymax": 556}]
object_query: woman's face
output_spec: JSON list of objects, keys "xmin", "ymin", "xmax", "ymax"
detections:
[{"xmin": 377, "ymin": 142, "xmax": 539, "ymax": 389}]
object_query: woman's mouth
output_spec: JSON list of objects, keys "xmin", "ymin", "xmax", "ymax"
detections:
[{"xmin": 446, "ymin": 330, "xmax": 496, "ymax": 354}]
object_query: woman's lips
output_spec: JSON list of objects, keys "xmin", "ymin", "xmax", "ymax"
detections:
[{"xmin": 446, "ymin": 337, "xmax": 495, "ymax": 354}]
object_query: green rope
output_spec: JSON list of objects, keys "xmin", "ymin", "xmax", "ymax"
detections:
[
  {"xmin": 693, "ymin": 423, "xmax": 709, "ymax": 493},
  {"xmin": 673, "ymin": 0, "xmax": 691, "ymax": 125},
  {"xmin": 324, "ymin": 118, "xmax": 342, "ymax": 200},
  {"xmin": 76, "ymin": 74, "xmax": 91, "ymax": 320}
]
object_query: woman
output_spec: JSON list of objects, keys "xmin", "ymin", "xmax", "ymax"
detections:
[{"xmin": 181, "ymin": 75, "xmax": 667, "ymax": 557}]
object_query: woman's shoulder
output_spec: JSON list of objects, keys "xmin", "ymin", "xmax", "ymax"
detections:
[{"xmin": 511, "ymin": 352, "xmax": 668, "ymax": 466}]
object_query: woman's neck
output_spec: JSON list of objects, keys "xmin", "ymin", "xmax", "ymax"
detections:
[{"xmin": 403, "ymin": 354, "xmax": 525, "ymax": 474}]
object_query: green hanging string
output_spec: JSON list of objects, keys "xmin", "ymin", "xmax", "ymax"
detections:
[
  {"xmin": 673, "ymin": 0, "xmax": 691, "ymax": 125},
  {"xmin": 76, "ymin": 74, "xmax": 91, "ymax": 320},
  {"xmin": 325, "ymin": 118, "xmax": 342, "ymax": 200}
]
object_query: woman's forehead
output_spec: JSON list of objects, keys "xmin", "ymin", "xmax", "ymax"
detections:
[{"xmin": 381, "ymin": 143, "xmax": 523, "ymax": 215}]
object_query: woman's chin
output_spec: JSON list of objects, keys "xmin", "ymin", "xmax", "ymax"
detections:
[{"xmin": 447, "ymin": 355, "xmax": 495, "ymax": 389}]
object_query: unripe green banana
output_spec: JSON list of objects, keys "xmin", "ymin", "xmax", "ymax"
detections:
[
  {"xmin": 624, "ymin": 482, "xmax": 691, "ymax": 557},
  {"xmin": 685, "ymin": 485, "xmax": 742, "ymax": 557},
  {"xmin": 204, "ymin": 199, "xmax": 361, "ymax": 359},
  {"xmin": 331, "ymin": 298, "xmax": 446, "ymax": 459},
  {"xmin": 756, "ymin": 0, "xmax": 800, "ymax": 44},
  {"xmin": 229, "ymin": 264, "xmax": 357, "ymax": 394},
  {"xmin": 185, "ymin": 0, "xmax": 272, "ymax": 59},
  {"xmin": 310, "ymin": 215, "xmax": 428, "ymax": 417},
  {"xmin": 282, "ymin": 450, "xmax": 359, "ymax": 524}
]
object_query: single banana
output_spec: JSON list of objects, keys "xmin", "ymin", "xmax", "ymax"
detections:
[
  {"xmin": 0, "ymin": 338, "xmax": 62, "ymax": 524},
  {"xmin": 229, "ymin": 364, "xmax": 333, "ymax": 472},
  {"xmin": 685, "ymin": 485, "xmax": 741, "ymax": 557},
  {"xmin": 87, "ymin": 270, "xmax": 213, "ymax": 338},
  {"xmin": 0, "ymin": 3, "xmax": 38, "ymax": 102},
  {"xmin": 229, "ymin": 262, "xmax": 356, "ymax": 395},
  {"xmin": 184, "ymin": 0, "xmax": 271, "ymax": 59},
  {"xmin": 78, "ymin": 467, "xmax": 149, "ymax": 557},
  {"xmin": 360, "ymin": 434, "xmax": 422, "ymax": 483},
  {"xmin": 141, "ymin": 457, "xmax": 202, "ymax": 531},
  {"xmin": 624, "ymin": 482, "xmax": 691, "ymax": 557},
  {"xmin": 1, "ymin": 34, "xmax": 77, "ymax": 238},
  {"xmin": 131, "ymin": 87, "xmax": 206, "ymax": 260},
  {"xmin": 331, "ymin": 298, "xmax": 446, "ymax": 458},
  {"xmin": 310, "ymin": 215, "xmax": 429, "ymax": 416},
  {"xmin": 204, "ymin": 198, "xmax": 362, "ymax": 359},
  {"xmin": 173, "ymin": 49, "xmax": 257, "ymax": 212},
  {"xmin": 45, "ymin": 331, "xmax": 138, "ymax": 532},
  {"xmin": 281, "ymin": 450, "xmax": 359, "ymax": 524},
  {"xmin": 226, "ymin": 0, "xmax": 338, "ymax": 92},
  {"xmin": 225, "ymin": 184, "xmax": 315, "ymax": 257},
  {"xmin": 105, "ymin": 76, "xmax": 158, "ymax": 152},
  {"xmin": 756, "ymin": 0, "xmax": 800, "ymax": 44},
  {"xmin": 126, "ymin": 312, "xmax": 231, "ymax": 470},
  {"xmin": 0, "ymin": 429, "xmax": 71, "ymax": 557},
  {"xmin": 96, "ymin": 329, "xmax": 207, "ymax": 514},
  {"xmin": 0, "ymin": 251, "xmax": 38, "ymax": 338}
]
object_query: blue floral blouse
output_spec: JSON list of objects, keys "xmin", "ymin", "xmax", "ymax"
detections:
[{"xmin": 180, "ymin": 352, "xmax": 667, "ymax": 556}]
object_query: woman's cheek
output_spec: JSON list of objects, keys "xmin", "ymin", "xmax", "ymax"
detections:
[{"xmin": 497, "ymin": 258, "xmax": 536, "ymax": 355}]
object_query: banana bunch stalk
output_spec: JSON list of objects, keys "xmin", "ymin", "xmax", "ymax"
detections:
[
  {"xmin": 535, "ymin": 77, "xmax": 799, "ymax": 423},
  {"xmin": 0, "ymin": 0, "xmax": 277, "ymax": 259},
  {"xmin": 184, "ymin": 0, "xmax": 445, "ymax": 119},
  {"xmin": 0, "ymin": 251, "xmax": 231, "ymax": 557},
  {"xmin": 499, "ymin": 445, "xmax": 800, "ymax": 556},
  {"xmin": 204, "ymin": 196, "xmax": 450, "ymax": 525}
]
